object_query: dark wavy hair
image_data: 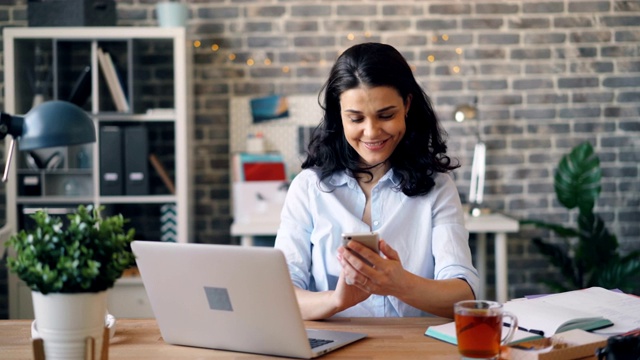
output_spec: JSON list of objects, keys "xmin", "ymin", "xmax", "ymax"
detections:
[{"xmin": 302, "ymin": 42, "xmax": 459, "ymax": 197}]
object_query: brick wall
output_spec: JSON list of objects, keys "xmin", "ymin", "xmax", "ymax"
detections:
[{"xmin": 0, "ymin": 0, "xmax": 638, "ymax": 317}]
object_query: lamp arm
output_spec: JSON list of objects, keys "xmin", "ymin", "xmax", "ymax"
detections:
[
  {"xmin": 2, "ymin": 138, "xmax": 17, "ymax": 183},
  {"xmin": 1, "ymin": 112, "xmax": 24, "ymax": 183}
]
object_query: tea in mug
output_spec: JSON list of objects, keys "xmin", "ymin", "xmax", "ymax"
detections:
[
  {"xmin": 455, "ymin": 310, "xmax": 502, "ymax": 358},
  {"xmin": 454, "ymin": 300, "xmax": 518, "ymax": 359}
]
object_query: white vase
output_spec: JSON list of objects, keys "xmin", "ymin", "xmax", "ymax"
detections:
[
  {"xmin": 156, "ymin": 2, "xmax": 188, "ymax": 27},
  {"xmin": 31, "ymin": 291, "xmax": 108, "ymax": 360}
]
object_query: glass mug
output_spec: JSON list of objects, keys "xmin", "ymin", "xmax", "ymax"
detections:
[{"xmin": 454, "ymin": 300, "xmax": 518, "ymax": 359}]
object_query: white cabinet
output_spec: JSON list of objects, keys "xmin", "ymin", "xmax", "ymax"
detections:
[{"xmin": 3, "ymin": 27, "xmax": 193, "ymax": 319}]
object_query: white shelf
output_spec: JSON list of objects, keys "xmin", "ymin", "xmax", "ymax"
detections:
[{"xmin": 3, "ymin": 27, "xmax": 193, "ymax": 319}]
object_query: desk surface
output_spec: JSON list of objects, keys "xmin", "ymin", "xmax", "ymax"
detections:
[{"xmin": 1, "ymin": 317, "xmax": 460, "ymax": 359}]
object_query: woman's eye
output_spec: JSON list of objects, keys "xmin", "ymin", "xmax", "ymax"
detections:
[
  {"xmin": 349, "ymin": 117, "xmax": 364, "ymax": 122},
  {"xmin": 379, "ymin": 113, "xmax": 394, "ymax": 120}
]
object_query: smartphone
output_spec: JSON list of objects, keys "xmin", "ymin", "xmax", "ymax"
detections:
[{"xmin": 341, "ymin": 232, "xmax": 380, "ymax": 253}]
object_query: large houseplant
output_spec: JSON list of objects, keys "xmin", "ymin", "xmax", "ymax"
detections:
[
  {"xmin": 5, "ymin": 204, "xmax": 135, "ymax": 360},
  {"xmin": 521, "ymin": 141, "xmax": 640, "ymax": 294}
]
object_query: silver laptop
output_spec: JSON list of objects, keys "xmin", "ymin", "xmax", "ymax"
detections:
[{"xmin": 131, "ymin": 241, "xmax": 366, "ymax": 359}]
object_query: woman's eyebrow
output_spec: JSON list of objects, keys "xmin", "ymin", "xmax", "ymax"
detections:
[{"xmin": 342, "ymin": 105, "xmax": 397, "ymax": 114}]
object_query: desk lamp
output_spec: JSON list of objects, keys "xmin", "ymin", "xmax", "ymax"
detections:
[
  {"xmin": 453, "ymin": 100, "xmax": 485, "ymax": 217},
  {"xmin": 1, "ymin": 100, "xmax": 96, "ymax": 182}
]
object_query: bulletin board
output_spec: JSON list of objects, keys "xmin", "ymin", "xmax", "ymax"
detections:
[{"xmin": 230, "ymin": 95, "xmax": 324, "ymax": 179}]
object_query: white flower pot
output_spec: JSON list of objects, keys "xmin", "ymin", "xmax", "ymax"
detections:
[{"xmin": 31, "ymin": 291, "xmax": 108, "ymax": 360}]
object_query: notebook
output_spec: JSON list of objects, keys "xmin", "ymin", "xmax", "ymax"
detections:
[{"xmin": 131, "ymin": 241, "xmax": 366, "ymax": 359}]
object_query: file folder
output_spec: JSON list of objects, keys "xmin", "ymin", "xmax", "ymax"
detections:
[
  {"xmin": 99, "ymin": 126, "xmax": 124, "ymax": 195},
  {"xmin": 123, "ymin": 125, "xmax": 149, "ymax": 195}
]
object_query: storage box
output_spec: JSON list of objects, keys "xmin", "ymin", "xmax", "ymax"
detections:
[
  {"xmin": 506, "ymin": 329, "xmax": 607, "ymax": 360},
  {"xmin": 28, "ymin": 0, "xmax": 116, "ymax": 27}
]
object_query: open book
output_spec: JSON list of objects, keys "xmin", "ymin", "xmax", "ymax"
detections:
[
  {"xmin": 426, "ymin": 287, "xmax": 640, "ymax": 345},
  {"xmin": 502, "ymin": 295, "xmax": 612, "ymax": 337},
  {"xmin": 506, "ymin": 287, "xmax": 640, "ymax": 336}
]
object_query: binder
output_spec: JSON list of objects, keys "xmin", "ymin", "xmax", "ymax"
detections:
[
  {"xmin": 123, "ymin": 125, "xmax": 149, "ymax": 195},
  {"xmin": 99, "ymin": 126, "xmax": 123, "ymax": 195}
]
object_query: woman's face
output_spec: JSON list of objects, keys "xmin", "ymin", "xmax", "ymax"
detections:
[{"xmin": 339, "ymin": 86, "xmax": 410, "ymax": 169}]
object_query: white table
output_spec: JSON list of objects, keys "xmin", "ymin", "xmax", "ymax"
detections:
[{"xmin": 231, "ymin": 212, "xmax": 519, "ymax": 303}]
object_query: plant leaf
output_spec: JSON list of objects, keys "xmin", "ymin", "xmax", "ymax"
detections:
[
  {"xmin": 532, "ymin": 237, "xmax": 580, "ymax": 289},
  {"xmin": 555, "ymin": 141, "xmax": 601, "ymax": 212},
  {"xmin": 575, "ymin": 212, "xmax": 619, "ymax": 272},
  {"xmin": 520, "ymin": 220, "xmax": 580, "ymax": 238},
  {"xmin": 589, "ymin": 252, "xmax": 640, "ymax": 293}
]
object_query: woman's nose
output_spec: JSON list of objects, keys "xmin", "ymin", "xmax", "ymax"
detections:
[{"xmin": 363, "ymin": 119, "xmax": 379, "ymax": 137}]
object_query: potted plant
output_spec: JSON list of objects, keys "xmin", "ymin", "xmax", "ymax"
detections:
[
  {"xmin": 521, "ymin": 141, "xmax": 640, "ymax": 294},
  {"xmin": 5, "ymin": 204, "xmax": 135, "ymax": 360}
]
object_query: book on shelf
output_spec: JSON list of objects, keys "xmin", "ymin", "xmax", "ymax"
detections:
[
  {"xmin": 149, "ymin": 153, "xmax": 175, "ymax": 195},
  {"xmin": 231, "ymin": 152, "xmax": 287, "ymax": 182},
  {"xmin": 97, "ymin": 47, "xmax": 130, "ymax": 112},
  {"xmin": 67, "ymin": 65, "xmax": 91, "ymax": 107},
  {"xmin": 426, "ymin": 287, "xmax": 640, "ymax": 346}
]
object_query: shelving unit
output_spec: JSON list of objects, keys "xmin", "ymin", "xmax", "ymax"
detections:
[{"xmin": 3, "ymin": 27, "xmax": 193, "ymax": 319}]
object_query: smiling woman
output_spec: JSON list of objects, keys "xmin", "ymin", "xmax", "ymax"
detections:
[
  {"xmin": 339, "ymin": 86, "xmax": 408, "ymax": 175},
  {"xmin": 274, "ymin": 42, "xmax": 479, "ymax": 321}
]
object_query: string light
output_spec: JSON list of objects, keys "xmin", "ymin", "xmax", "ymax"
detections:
[
  {"xmin": 229, "ymin": 53, "xmax": 236, "ymax": 61},
  {"xmin": 193, "ymin": 40, "xmax": 201, "ymax": 48},
  {"xmin": 282, "ymin": 66, "xmax": 290, "ymax": 73},
  {"xmin": 347, "ymin": 33, "xmax": 355, "ymax": 40},
  {"xmin": 247, "ymin": 58, "xmax": 255, "ymax": 66},
  {"xmin": 211, "ymin": 44, "xmax": 220, "ymax": 52},
  {"xmin": 264, "ymin": 58, "xmax": 272, "ymax": 65},
  {"xmin": 427, "ymin": 55, "xmax": 435, "ymax": 62},
  {"xmin": 455, "ymin": 48, "xmax": 463, "ymax": 55}
]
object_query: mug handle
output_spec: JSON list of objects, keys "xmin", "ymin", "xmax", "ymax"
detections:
[{"xmin": 501, "ymin": 311, "xmax": 519, "ymax": 345}]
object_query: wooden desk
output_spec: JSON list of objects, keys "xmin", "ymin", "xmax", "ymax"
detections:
[
  {"xmin": 231, "ymin": 212, "xmax": 519, "ymax": 303},
  {"xmin": 0, "ymin": 317, "xmax": 459, "ymax": 359}
]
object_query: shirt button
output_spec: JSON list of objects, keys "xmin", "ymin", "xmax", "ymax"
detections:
[{"xmin": 373, "ymin": 221, "xmax": 379, "ymax": 226}]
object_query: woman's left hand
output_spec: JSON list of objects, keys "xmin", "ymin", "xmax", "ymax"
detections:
[{"xmin": 338, "ymin": 239, "xmax": 407, "ymax": 296}]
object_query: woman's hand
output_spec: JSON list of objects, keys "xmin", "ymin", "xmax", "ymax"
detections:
[
  {"xmin": 338, "ymin": 239, "xmax": 408, "ymax": 297},
  {"xmin": 332, "ymin": 257, "xmax": 371, "ymax": 309}
]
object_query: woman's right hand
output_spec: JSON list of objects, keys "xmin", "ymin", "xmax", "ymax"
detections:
[{"xmin": 331, "ymin": 255, "xmax": 371, "ymax": 311}]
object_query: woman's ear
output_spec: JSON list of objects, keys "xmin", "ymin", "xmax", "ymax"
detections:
[{"xmin": 404, "ymin": 94, "xmax": 413, "ymax": 117}]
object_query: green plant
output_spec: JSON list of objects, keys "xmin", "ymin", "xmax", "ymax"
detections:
[
  {"xmin": 521, "ymin": 141, "xmax": 640, "ymax": 294},
  {"xmin": 5, "ymin": 204, "xmax": 135, "ymax": 294}
]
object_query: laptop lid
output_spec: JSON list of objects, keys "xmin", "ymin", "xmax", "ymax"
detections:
[{"xmin": 131, "ymin": 241, "xmax": 366, "ymax": 359}]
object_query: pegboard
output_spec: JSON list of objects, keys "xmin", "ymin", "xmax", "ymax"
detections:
[{"xmin": 230, "ymin": 95, "xmax": 323, "ymax": 179}]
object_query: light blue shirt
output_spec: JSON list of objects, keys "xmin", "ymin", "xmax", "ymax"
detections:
[{"xmin": 274, "ymin": 168, "xmax": 479, "ymax": 317}]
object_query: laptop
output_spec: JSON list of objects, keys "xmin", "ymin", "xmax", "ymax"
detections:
[{"xmin": 131, "ymin": 241, "xmax": 366, "ymax": 359}]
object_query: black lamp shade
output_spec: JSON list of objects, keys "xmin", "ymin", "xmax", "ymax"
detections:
[{"xmin": 16, "ymin": 100, "xmax": 96, "ymax": 150}]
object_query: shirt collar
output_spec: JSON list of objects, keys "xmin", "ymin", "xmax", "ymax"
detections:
[{"xmin": 327, "ymin": 168, "xmax": 401, "ymax": 188}]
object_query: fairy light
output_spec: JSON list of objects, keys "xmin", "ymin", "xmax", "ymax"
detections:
[
  {"xmin": 229, "ymin": 53, "xmax": 236, "ymax": 61},
  {"xmin": 282, "ymin": 66, "xmax": 290, "ymax": 73},
  {"xmin": 211, "ymin": 44, "xmax": 220, "ymax": 52},
  {"xmin": 455, "ymin": 48, "xmax": 463, "ymax": 55},
  {"xmin": 264, "ymin": 58, "xmax": 272, "ymax": 65},
  {"xmin": 442, "ymin": 34, "xmax": 449, "ymax": 41},
  {"xmin": 193, "ymin": 40, "xmax": 201, "ymax": 48},
  {"xmin": 247, "ymin": 58, "xmax": 255, "ymax": 66},
  {"xmin": 427, "ymin": 55, "xmax": 435, "ymax": 62},
  {"xmin": 347, "ymin": 33, "xmax": 355, "ymax": 40},
  {"xmin": 452, "ymin": 65, "xmax": 460, "ymax": 73},
  {"xmin": 364, "ymin": 31, "xmax": 372, "ymax": 38}
]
